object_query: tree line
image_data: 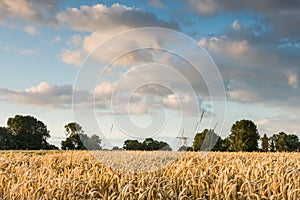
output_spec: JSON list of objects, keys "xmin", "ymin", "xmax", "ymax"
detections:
[
  {"xmin": 191, "ymin": 119, "xmax": 300, "ymax": 152},
  {"xmin": 0, "ymin": 115, "xmax": 299, "ymax": 152},
  {"xmin": 0, "ymin": 115, "xmax": 101, "ymax": 150}
]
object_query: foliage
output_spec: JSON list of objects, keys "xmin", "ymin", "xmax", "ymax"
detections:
[
  {"xmin": 0, "ymin": 127, "xmax": 13, "ymax": 150},
  {"xmin": 193, "ymin": 129, "xmax": 225, "ymax": 151},
  {"xmin": 272, "ymin": 132, "xmax": 299, "ymax": 152},
  {"xmin": 61, "ymin": 122, "xmax": 101, "ymax": 150},
  {"xmin": 261, "ymin": 133, "xmax": 269, "ymax": 152},
  {"xmin": 112, "ymin": 146, "xmax": 122, "ymax": 150},
  {"xmin": 228, "ymin": 119, "xmax": 260, "ymax": 152},
  {"xmin": 6, "ymin": 115, "xmax": 55, "ymax": 150},
  {"xmin": 123, "ymin": 138, "xmax": 172, "ymax": 151}
]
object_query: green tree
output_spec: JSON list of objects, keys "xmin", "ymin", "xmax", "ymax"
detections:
[
  {"xmin": 286, "ymin": 134, "xmax": 299, "ymax": 151},
  {"xmin": 61, "ymin": 137, "xmax": 75, "ymax": 150},
  {"xmin": 193, "ymin": 129, "xmax": 223, "ymax": 151},
  {"xmin": 7, "ymin": 115, "xmax": 50, "ymax": 150},
  {"xmin": 0, "ymin": 127, "xmax": 13, "ymax": 150},
  {"xmin": 272, "ymin": 133, "xmax": 299, "ymax": 152},
  {"xmin": 193, "ymin": 129, "xmax": 207, "ymax": 151},
  {"xmin": 158, "ymin": 141, "xmax": 172, "ymax": 151},
  {"xmin": 261, "ymin": 133, "xmax": 269, "ymax": 152},
  {"xmin": 228, "ymin": 119, "xmax": 260, "ymax": 152},
  {"xmin": 269, "ymin": 135, "xmax": 276, "ymax": 152},
  {"xmin": 81, "ymin": 134, "xmax": 102, "ymax": 150},
  {"xmin": 112, "ymin": 146, "xmax": 122, "ymax": 150},
  {"xmin": 123, "ymin": 140, "xmax": 142, "ymax": 150},
  {"xmin": 61, "ymin": 122, "xmax": 85, "ymax": 150},
  {"xmin": 123, "ymin": 138, "xmax": 171, "ymax": 151},
  {"xmin": 274, "ymin": 132, "xmax": 288, "ymax": 152}
]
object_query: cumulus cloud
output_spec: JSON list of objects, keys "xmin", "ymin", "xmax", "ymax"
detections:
[
  {"xmin": 67, "ymin": 35, "xmax": 83, "ymax": 48},
  {"xmin": 0, "ymin": 0, "xmax": 59, "ymax": 25},
  {"xmin": 199, "ymin": 29, "xmax": 300, "ymax": 108},
  {"xmin": 56, "ymin": 3, "xmax": 177, "ymax": 32},
  {"xmin": 187, "ymin": 0, "xmax": 300, "ymax": 39},
  {"xmin": 200, "ymin": 37, "xmax": 249, "ymax": 56},
  {"xmin": 57, "ymin": 3, "xmax": 178, "ymax": 66},
  {"xmin": 0, "ymin": 82, "xmax": 72, "ymax": 108},
  {"xmin": 60, "ymin": 49, "xmax": 83, "ymax": 66},
  {"xmin": 0, "ymin": 79, "xmax": 203, "ymax": 116}
]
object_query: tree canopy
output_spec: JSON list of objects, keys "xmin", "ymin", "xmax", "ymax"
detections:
[
  {"xmin": 123, "ymin": 138, "xmax": 172, "ymax": 151},
  {"xmin": 6, "ymin": 115, "xmax": 54, "ymax": 150},
  {"xmin": 228, "ymin": 119, "xmax": 260, "ymax": 152},
  {"xmin": 0, "ymin": 115, "xmax": 299, "ymax": 152},
  {"xmin": 61, "ymin": 122, "xmax": 102, "ymax": 150},
  {"xmin": 193, "ymin": 129, "xmax": 226, "ymax": 151}
]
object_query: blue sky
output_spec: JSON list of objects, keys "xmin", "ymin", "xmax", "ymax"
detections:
[{"xmin": 0, "ymin": 0, "xmax": 299, "ymax": 149}]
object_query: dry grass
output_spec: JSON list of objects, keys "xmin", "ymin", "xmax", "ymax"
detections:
[{"xmin": 0, "ymin": 151, "xmax": 299, "ymax": 199}]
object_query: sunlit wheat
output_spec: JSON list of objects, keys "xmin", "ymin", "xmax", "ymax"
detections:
[{"xmin": 0, "ymin": 151, "xmax": 299, "ymax": 199}]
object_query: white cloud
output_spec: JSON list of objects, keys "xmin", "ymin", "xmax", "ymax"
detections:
[
  {"xmin": 200, "ymin": 37, "xmax": 249, "ymax": 56},
  {"xmin": 227, "ymin": 90, "xmax": 258, "ymax": 102},
  {"xmin": 255, "ymin": 113, "xmax": 300, "ymax": 134},
  {"xmin": 67, "ymin": 35, "xmax": 83, "ymax": 48},
  {"xmin": 256, "ymin": 118, "xmax": 270, "ymax": 126},
  {"xmin": 24, "ymin": 25, "xmax": 38, "ymax": 35},
  {"xmin": 0, "ymin": 82, "xmax": 73, "ymax": 108},
  {"xmin": 56, "ymin": 3, "xmax": 177, "ymax": 32},
  {"xmin": 0, "ymin": 0, "xmax": 58, "ymax": 24},
  {"xmin": 57, "ymin": 3, "xmax": 177, "ymax": 66},
  {"xmin": 52, "ymin": 36, "xmax": 61, "ymax": 43},
  {"xmin": 19, "ymin": 49, "xmax": 40, "ymax": 55},
  {"xmin": 287, "ymin": 72, "xmax": 298, "ymax": 89},
  {"xmin": 1, "ymin": 0, "xmax": 37, "ymax": 18},
  {"xmin": 60, "ymin": 49, "xmax": 83, "ymax": 66}
]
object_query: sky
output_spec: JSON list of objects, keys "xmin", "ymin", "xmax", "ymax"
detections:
[{"xmin": 0, "ymin": 0, "xmax": 299, "ymax": 149}]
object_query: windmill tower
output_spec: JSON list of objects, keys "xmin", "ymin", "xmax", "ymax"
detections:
[{"xmin": 176, "ymin": 128, "xmax": 188, "ymax": 149}]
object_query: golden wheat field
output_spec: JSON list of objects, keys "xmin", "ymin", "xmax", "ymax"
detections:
[{"xmin": 0, "ymin": 151, "xmax": 299, "ymax": 200}]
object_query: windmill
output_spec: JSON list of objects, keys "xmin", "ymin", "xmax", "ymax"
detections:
[{"xmin": 176, "ymin": 128, "xmax": 188, "ymax": 149}]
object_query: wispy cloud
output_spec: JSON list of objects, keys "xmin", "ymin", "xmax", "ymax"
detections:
[
  {"xmin": 23, "ymin": 25, "xmax": 38, "ymax": 35},
  {"xmin": 19, "ymin": 49, "xmax": 40, "ymax": 55}
]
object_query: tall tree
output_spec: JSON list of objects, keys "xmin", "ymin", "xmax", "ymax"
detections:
[
  {"xmin": 81, "ymin": 134, "xmax": 102, "ymax": 150},
  {"xmin": 285, "ymin": 134, "xmax": 299, "ymax": 151},
  {"xmin": 228, "ymin": 119, "xmax": 260, "ymax": 152},
  {"xmin": 261, "ymin": 133, "xmax": 269, "ymax": 152},
  {"xmin": 193, "ymin": 129, "xmax": 223, "ymax": 151},
  {"xmin": 274, "ymin": 132, "xmax": 288, "ymax": 152},
  {"xmin": 193, "ymin": 129, "xmax": 207, "ymax": 151},
  {"xmin": 269, "ymin": 135, "xmax": 276, "ymax": 152},
  {"xmin": 61, "ymin": 122, "xmax": 85, "ymax": 150},
  {"xmin": 7, "ymin": 115, "xmax": 50, "ymax": 150},
  {"xmin": 272, "ymin": 132, "xmax": 299, "ymax": 152}
]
